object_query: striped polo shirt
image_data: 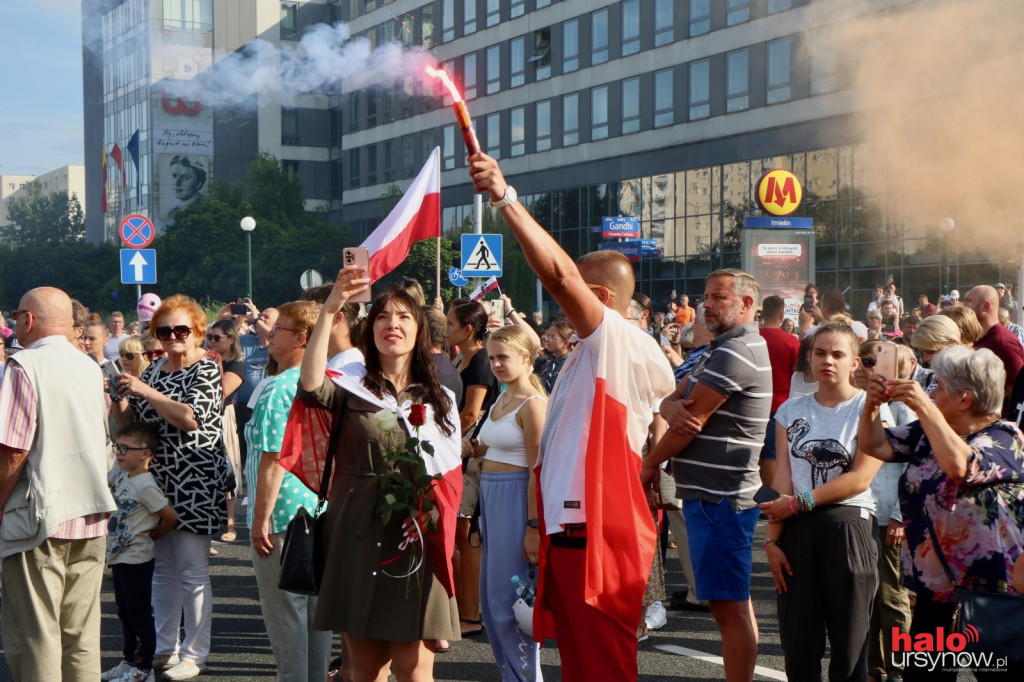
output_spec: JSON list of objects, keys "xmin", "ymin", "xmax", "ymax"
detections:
[{"xmin": 672, "ymin": 321, "xmax": 772, "ymax": 511}]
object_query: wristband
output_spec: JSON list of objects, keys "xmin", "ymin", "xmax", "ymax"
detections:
[
  {"xmin": 788, "ymin": 495, "xmax": 799, "ymax": 516},
  {"xmin": 764, "ymin": 538, "xmax": 780, "ymax": 548},
  {"xmin": 526, "ymin": 518, "xmax": 539, "ymax": 528},
  {"xmin": 505, "ymin": 309, "xmax": 516, "ymax": 319}
]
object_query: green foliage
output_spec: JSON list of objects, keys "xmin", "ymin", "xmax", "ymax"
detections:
[{"xmin": 1, "ymin": 182, "xmax": 86, "ymax": 247}]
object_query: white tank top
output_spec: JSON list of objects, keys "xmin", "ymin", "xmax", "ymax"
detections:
[{"xmin": 479, "ymin": 393, "xmax": 546, "ymax": 468}]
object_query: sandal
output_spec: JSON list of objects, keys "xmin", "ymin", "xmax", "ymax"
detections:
[
  {"xmin": 220, "ymin": 530, "xmax": 237, "ymax": 542},
  {"xmin": 637, "ymin": 624, "xmax": 649, "ymax": 642},
  {"xmin": 460, "ymin": 617, "xmax": 485, "ymax": 637},
  {"xmin": 434, "ymin": 639, "xmax": 451, "ymax": 654}
]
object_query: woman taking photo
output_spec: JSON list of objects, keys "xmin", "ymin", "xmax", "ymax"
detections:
[
  {"xmin": 858, "ymin": 346, "xmax": 1024, "ymax": 681},
  {"xmin": 205, "ymin": 318, "xmax": 245, "ymax": 542},
  {"xmin": 298, "ymin": 270, "xmax": 461, "ymax": 682},
  {"xmin": 446, "ymin": 300, "xmax": 501, "ymax": 638},
  {"xmin": 473, "ymin": 325, "xmax": 546, "ymax": 682},
  {"xmin": 118, "ymin": 334, "xmax": 150, "ymax": 378},
  {"xmin": 537, "ymin": 322, "xmax": 573, "ymax": 393},
  {"xmin": 111, "ymin": 295, "xmax": 229, "ymax": 680}
]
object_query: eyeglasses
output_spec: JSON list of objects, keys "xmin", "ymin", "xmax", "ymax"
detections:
[
  {"xmin": 206, "ymin": 333, "xmax": 231, "ymax": 343},
  {"xmin": 154, "ymin": 325, "xmax": 192, "ymax": 341},
  {"xmin": 143, "ymin": 349, "xmax": 167, "ymax": 361},
  {"xmin": 115, "ymin": 443, "xmax": 149, "ymax": 456},
  {"xmin": 119, "ymin": 352, "xmax": 137, "ymax": 361},
  {"xmin": 860, "ymin": 355, "xmax": 877, "ymax": 368},
  {"xmin": 272, "ymin": 325, "xmax": 299, "ymax": 335},
  {"xmin": 11, "ymin": 309, "xmax": 29, "ymax": 321},
  {"xmin": 585, "ymin": 283, "xmax": 617, "ymax": 298}
]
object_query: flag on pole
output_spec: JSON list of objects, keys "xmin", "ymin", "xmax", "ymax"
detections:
[
  {"xmin": 126, "ymin": 129, "xmax": 141, "ymax": 207},
  {"xmin": 360, "ymin": 147, "xmax": 441, "ymax": 281},
  {"xmin": 469, "ymin": 276, "xmax": 499, "ymax": 301},
  {"xmin": 110, "ymin": 144, "xmax": 126, "ymax": 188},
  {"xmin": 100, "ymin": 144, "xmax": 108, "ymax": 214}
]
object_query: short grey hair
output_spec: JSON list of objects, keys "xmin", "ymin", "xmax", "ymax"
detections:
[
  {"xmin": 930, "ymin": 345, "xmax": 1005, "ymax": 417},
  {"xmin": 707, "ymin": 269, "xmax": 760, "ymax": 304}
]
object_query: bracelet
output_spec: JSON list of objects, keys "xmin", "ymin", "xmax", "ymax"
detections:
[
  {"xmin": 787, "ymin": 495, "xmax": 799, "ymax": 516},
  {"xmin": 764, "ymin": 538, "xmax": 780, "ymax": 548},
  {"xmin": 505, "ymin": 309, "xmax": 516, "ymax": 319},
  {"xmin": 526, "ymin": 518, "xmax": 539, "ymax": 528}
]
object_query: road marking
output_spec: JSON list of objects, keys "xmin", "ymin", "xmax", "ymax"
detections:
[{"xmin": 653, "ymin": 644, "xmax": 788, "ymax": 681}]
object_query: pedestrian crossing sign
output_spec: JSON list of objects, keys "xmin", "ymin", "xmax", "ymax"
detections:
[{"xmin": 461, "ymin": 233, "xmax": 503, "ymax": 277}]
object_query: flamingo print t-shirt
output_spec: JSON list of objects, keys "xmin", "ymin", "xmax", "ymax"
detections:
[{"xmin": 774, "ymin": 390, "xmax": 884, "ymax": 513}]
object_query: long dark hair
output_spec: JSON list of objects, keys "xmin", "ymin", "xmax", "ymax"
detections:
[
  {"xmin": 210, "ymin": 319, "xmax": 242, "ymax": 362},
  {"xmin": 451, "ymin": 300, "xmax": 489, "ymax": 343},
  {"xmin": 360, "ymin": 288, "xmax": 455, "ymax": 435}
]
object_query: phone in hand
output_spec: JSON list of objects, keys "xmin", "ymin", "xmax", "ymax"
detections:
[
  {"xmin": 874, "ymin": 342, "xmax": 899, "ymax": 381},
  {"xmin": 230, "ymin": 303, "xmax": 248, "ymax": 315},
  {"xmin": 101, "ymin": 360, "xmax": 121, "ymax": 400},
  {"xmin": 342, "ymin": 247, "xmax": 372, "ymax": 303},
  {"xmin": 490, "ymin": 299, "xmax": 504, "ymax": 321},
  {"xmin": 753, "ymin": 485, "xmax": 781, "ymax": 504}
]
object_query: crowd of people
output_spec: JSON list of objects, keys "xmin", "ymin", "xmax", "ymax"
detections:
[{"xmin": 1, "ymin": 151, "xmax": 1023, "ymax": 682}]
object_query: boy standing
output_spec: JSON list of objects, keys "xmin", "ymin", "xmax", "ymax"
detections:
[{"xmin": 102, "ymin": 422, "xmax": 178, "ymax": 682}]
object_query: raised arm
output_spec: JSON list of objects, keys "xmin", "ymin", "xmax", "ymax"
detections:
[{"xmin": 300, "ymin": 266, "xmax": 369, "ymax": 393}]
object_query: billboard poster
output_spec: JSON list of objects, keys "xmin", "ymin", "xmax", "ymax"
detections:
[{"xmin": 741, "ymin": 228, "xmax": 815, "ymax": 321}]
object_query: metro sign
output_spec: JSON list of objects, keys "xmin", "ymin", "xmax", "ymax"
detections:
[{"xmin": 756, "ymin": 169, "xmax": 803, "ymax": 217}]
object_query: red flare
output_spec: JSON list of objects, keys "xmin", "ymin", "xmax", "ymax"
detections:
[{"xmin": 426, "ymin": 65, "xmax": 481, "ymax": 156}]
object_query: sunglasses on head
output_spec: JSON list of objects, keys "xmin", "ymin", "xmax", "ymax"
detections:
[
  {"xmin": 206, "ymin": 333, "xmax": 231, "ymax": 343},
  {"xmin": 154, "ymin": 325, "xmax": 192, "ymax": 341},
  {"xmin": 143, "ymin": 349, "xmax": 167, "ymax": 361}
]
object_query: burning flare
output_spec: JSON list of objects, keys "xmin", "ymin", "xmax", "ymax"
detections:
[{"xmin": 426, "ymin": 65, "xmax": 481, "ymax": 156}]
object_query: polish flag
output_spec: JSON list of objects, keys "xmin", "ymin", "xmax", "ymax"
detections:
[
  {"xmin": 360, "ymin": 147, "xmax": 441, "ymax": 281},
  {"xmin": 469, "ymin": 276, "xmax": 499, "ymax": 301}
]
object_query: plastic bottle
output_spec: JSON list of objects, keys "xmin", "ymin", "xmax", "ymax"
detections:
[{"xmin": 510, "ymin": 574, "xmax": 535, "ymax": 606}]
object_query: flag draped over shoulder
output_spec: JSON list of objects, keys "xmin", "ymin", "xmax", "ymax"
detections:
[
  {"xmin": 279, "ymin": 366, "xmax": 463, "ymax": 596},
  {"xmin": 360, "ymin": 147, "xmax": 441, "ymax": 281}
]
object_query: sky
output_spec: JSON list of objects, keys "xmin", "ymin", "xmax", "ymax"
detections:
[{"xmin": 0, "ymin": 0, "xmax": 85, "ymax": 177}]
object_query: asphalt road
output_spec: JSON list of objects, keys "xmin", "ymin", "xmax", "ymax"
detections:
[{"xmin": 0, "ymin": 517, "xmax": 975, "ymax": 680}]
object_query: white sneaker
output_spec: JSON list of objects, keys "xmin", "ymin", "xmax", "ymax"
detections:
[
  {"xmin": 101, "ymin": 660, "xmax": 134, "ymax": 680},
  {"xmin": 152, "ymin": 654, "xmax": 179, "ymax": 670},
  {"xmin": 117, "ymin": 665, "xmax": 154, "ymax": 682},
  {"xmin": 645, "ymin": 601, "xmax": 668, "ymax": 630},
  {"xmin": 162, "ymin": 661, "xmax": 205, "ymax": 680}
]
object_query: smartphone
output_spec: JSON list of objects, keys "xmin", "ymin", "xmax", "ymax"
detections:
[
  {"xmin": 874, "ymin": 342, "xmax": 899, "ymax": 381},
  {"xmin": 753, "ymin": 485, "xmax": 781, "ymax": 504},
  {"xmin": 100, "ymin": 360, "xmax": 121, "ymax": 400},
  {"xmin": 490, "ymin": 299, "xmax": 504, "ymax": 320},
  {"xmin": 230, "ymin": 303, "xmax": 248, "ymax": 315},
  {"xmin": 342, "ymin": 247, "xmax": 372, "ymax": 303}
]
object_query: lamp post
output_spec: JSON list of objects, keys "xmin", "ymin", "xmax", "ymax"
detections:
[
  {"xmin": 240, "ymin": 216, "xmax": 256, "ymax": 298},
  {"xmin": 939, "ymin": 217, "xmax": 955, "ymax": 297}
]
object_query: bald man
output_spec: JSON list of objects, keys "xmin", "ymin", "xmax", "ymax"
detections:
[
  {"xmin": 469, "ymin": 154, "xmax": 675, "ymax": 681},
  {"xmin": 0, "ymin": 287, "xmax": 116, "ymax": 680},
  {"xmin": 965, "ymin": 285, "xmax": 1024, "ymax": 415}
]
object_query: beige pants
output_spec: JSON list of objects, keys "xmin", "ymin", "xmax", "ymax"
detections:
[{"xmin": 1, "ymin": 535, "xmax": 106, "ymax": 681}]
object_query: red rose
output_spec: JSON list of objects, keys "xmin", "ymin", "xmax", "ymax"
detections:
[{"xmin": 409, "ymin": 403, "xmax": 427, "ymax": 427}]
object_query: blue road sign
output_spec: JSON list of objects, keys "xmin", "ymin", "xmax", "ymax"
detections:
[
  {"xmin": 461, "ymin": 234, "xmax": 503, "ymax": 277},
  {"xmin": 598, "ymin": 240, "xmax": 642, "ymax": 262},
  {"xmin": 448, "ymin": 266, "xmax": 470, "ymax": 287},
  {"xmin": 743, "ymin": 216, "xmax": 813, "ymax": 229},
  {"xmin": 120, "ymin": 249, "xmax": 157, "ymax": 284},
  {"xmin": 119, "ymin": 214, "xmax": 156, "ymax": 248},
  {"xmin": 601, "ymin": 216, "xmax": 640, "ymax": 238}
]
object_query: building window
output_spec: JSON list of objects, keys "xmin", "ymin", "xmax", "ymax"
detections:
[
  {"xmin": 510, "ymin": 37, "xmax": 525, "ymax": 87},
  {"xmin": 689, "ymin": 0, "xmax": 709, "ymax": 37},
  {"xmin": 727, "ymin": 0, "xmax": 749, "ymax": 26},
  {"xmin": 163, "ymin": 0, "xmax": 213, "ymax": 32},
  {"xmin": 536, "ymin": 100, "xmax": 551, "ymax": 151},
  {"xmin": 591, "ymin": 85, "xmax": 608, "ymax": 140},
  {"xmin": 280, "ymin": 2, "xmax": 298, "ymax": 39},
  {"xmin": 486, "ymin": 45, "xmax": 500, "ymax": 95},
  {"xmin": 621, "ymin": 0, "xmax": 639, "ymax": 56},
  {"xmin": 622, "ymin": 77, "xmax": 640, "ymax": 134},
  {"xmin": 282, "ymin": 160, "xmax": 298, "ymax": 180},
  {"xmin": 464, "ymin": 0, "xmax": 476, "ymax": 35},
  {"xmin": 531, "ymin": 28, "xmax": 551, "ymax": 80},
  {"xmin": 563, "ymin": 93, "xmax": 579, "ymax": 146},
  {"xmin": 348, "ymin": 92, "xmax": 359, "ymax": 132},
  {"xmin": 689, "ymin": 59, "xmax": 710, "ymax": 120},
  {"xmin": 486, "ymin": 113, "xmax": 501, "ymax": 159},
  {"xmin": 383, "ymin": 89, "xmax": 395, "ymax": 123},
  {"xmin": 402, "ymin": 135, "xmax": 415, "ymax": 177},
  {"xmin": 366, "ymin": 144, "xmax": 377, "ymax": 184},
  {"xmin": 767, "ymin": 0, "xmax": 792, "ymax": 13},
  {"xmin": 766, "ymin": 38, "xmax": 792, "ymax": 104},
  {"xmin": 510, "ymin": 0, "xmax": 524, "ymax": 19},
  {"xmin": 563, "ymin": 19, "xmax": 579, "ymax": 73},
  {"xmin": 654, "ymin": 0, "xmax": 673, "ymax": 46},
  {"xmin": 443, "ymin": 125, "xmax": 455, "ymax": 170},
  {"xmin": 592, "ymin": 8, "xmax": 608, "ymax": 65},
  {"xmin": 383, "ymin": 140, "xmax": 394, "ymax": 181},
  {"xmin": 536, "ymin": 0, "xmax": 549, "ymax": 7},
  {"xmin": 510, "ymin": 106, "xmax": 525, "ymax": 157},
  {"xmin": 810, "ymin": 26, "xmax": 837, "ymax": 94},
  {"xmin": 654, "ymin": 68, "xmax": 673, "ymax": 127},
  {"xmin": 726, "ymin": 48, "xmax": 749, "ymax": 112},
  {"xmin": 442, "ymin": 0, "xmax": 454, "ymax": 42},
  {"xmin": 422, "ymin": 5, "xmax": 434, "ymax": 47},
  {"xmin": 348, "ymin": 148, "xmax": 360, "ymax": 188},
  {"xmin": 401, "ymin": 13, "xmax": 415, "ymax": 47},
  {"xmin": 281, "ymin": 108, "xmax": 299, "ymax": 145},
  {"xmin": 463, "ymin": 53, "xmax": 477, "ymax": 99},
  {"xmin": 485, "ymin": 0, "xmax": 499, "ymax": 27},
  {"xmin": 366, "ymin": 91, "xmax": 377, "ymax": 127}
]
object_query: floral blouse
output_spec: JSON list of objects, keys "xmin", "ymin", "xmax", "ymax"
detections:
[{"xmin": 884, "ymin": 419, "xmax": 1024, "ymax": 601}]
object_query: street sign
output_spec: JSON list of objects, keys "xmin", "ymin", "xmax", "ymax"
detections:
[
  {"xmin": 597, "ymin": 241, "xmax": 642, "ymax": 263},
  {"xmin": 120, "ymin": 249, "xmax": 157, "ymax": 284},
  {"xmin": 300, "ymin": 269, "xmax": 323, "ymax": 290},
  {"xmin": 461, "ymin": 233, "xmax": 503, "ymax": 277},
  {"xmin": 448, "ymin": 266, "xmax": 470, "ymax": 287},
  {"xmin": 601, "ymin": 216, "xmax": 640, "ymax": 238},
  {"xmin": 743, "ymin": 216, "xmax": 813, "ymax": 229},
  {"xmin": 119, "ymin": 214, "xmax": 156, "ymax": 249}
]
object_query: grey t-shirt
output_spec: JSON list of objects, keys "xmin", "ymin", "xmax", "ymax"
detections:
[
  {"xmin": 774, "ymin": 390, "xmax": 878, "ymax": 513},
  {"xmin": 106, "ymin": 470, "xmax": 170, "ymax": 565}
]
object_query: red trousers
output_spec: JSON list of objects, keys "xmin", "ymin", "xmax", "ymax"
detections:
[{"xmin": 543, "ymin": 539, "xmax": 639, "ymax": 681}]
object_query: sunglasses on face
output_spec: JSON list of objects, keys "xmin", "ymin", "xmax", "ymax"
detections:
[
  {"xmin": 115, "ymin": 443, "xmax": 149, "ymax": 456},
  {"xmin": 119, "ymin": 352, "xmax": 137, "ymax": 361},
  {"xmin": 860, "ymin": 355, "xmax": 877, "ymax": 368},
  {"xmin": 206, "ymin": 333, "xmax": 231, "ymax": 343},
  {"xmin": 143, "ymin": 349, "xmax": 167, "ymax": 361},
  {"xmin": 154, "ymin": 325, "xmax": 192, "ymax": 341}
]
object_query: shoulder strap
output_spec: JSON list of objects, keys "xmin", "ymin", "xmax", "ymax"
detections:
[
  {"xmin": 924, "ymin": 512, "xmax": 960, "ymax": 588},
  {"xmin": 317, "ymin": 391, "xmax": 348, "ymax": 504},
  {"xmin": 470, "ymin": 401, "xmax": 493, "ymax": 441}
]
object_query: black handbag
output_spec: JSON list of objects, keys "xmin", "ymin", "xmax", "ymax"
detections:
[{"xmin": 925, "ymin": 514, "xmax": 1024, "ymax": 660}]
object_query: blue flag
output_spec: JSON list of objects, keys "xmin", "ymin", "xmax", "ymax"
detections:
[{"xmin": 125, "ymin": 129, "xmax": 140, "ymax": 207}]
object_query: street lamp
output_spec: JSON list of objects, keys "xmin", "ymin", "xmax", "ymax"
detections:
[
  {"xmin": 240, "ymin": 216, "xmax": 256, "ymax": 298},
  {"xmin": 939, "ymin": 217, "xmax": 955, "ymax": 296}
]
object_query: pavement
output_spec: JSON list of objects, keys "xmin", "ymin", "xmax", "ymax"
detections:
[{"xmin": 0, "ymin": 516, "xmax": 974, "ymax": 681}]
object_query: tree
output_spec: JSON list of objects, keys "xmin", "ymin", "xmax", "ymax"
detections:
[{"xmin": 1, "ymin": 182, "xmax": 86, "ymax": 247}]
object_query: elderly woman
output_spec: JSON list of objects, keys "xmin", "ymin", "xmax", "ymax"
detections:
[
  {"xmin": 859, "ymin": 346, "xmax": 1024, "ymax": 681},
  {"xmin": 112, "ymin": 295, "xmax": 229, "ymax": 679},
  {"xmin": 910, "ymin": 315, "xmax": 961, "ymax": 393}
]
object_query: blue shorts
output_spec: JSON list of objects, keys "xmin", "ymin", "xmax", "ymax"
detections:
[
  {"xmin": 683, "ymin": 498, "xmax": 760, "ymax": 602},
  {"xmin": 760, "ymin": 413, "xmax": 778, "ymax": 461}
]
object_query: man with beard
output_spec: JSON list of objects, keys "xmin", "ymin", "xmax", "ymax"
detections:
[{"xmin": 641, "ymin": 268, "xmax": 771, "ymax": 682}]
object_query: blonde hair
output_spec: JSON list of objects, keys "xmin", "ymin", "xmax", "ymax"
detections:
[
  {"xmin": 119, "ymin": 334, "xmax": 149, "ymax": 375},
  {"xmin": 488, "ymin": 325, "xmax": 546, "ymax": 396},
  {"xmin": 912, "ymin": 315, "xmax": 962, "ymax": 351},
  {"xmin": 938, "ymin": 306, "xmax": 982, "ymax": 346}
]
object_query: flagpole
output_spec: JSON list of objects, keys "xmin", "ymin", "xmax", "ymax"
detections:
[{"xmin": 436, "ymin": 236, "xmax": 441, "ymax": 302}]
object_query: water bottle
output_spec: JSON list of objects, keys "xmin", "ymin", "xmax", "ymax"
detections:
[{"xmin": 510, "ymin": 574, "xmax": 535, "ymax": 606}]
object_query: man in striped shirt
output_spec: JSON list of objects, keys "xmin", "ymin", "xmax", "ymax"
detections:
[{"xmin": 642, "ymin": 269, "xmax": 771, "ymax": 682}]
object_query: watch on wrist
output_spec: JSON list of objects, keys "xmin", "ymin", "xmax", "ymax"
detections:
[
  {"xmin": 489, "ymin": 185, "xmax": 518, "ymax": 209},
  {"xmin": 526, "ymin": 518, "xmax": 539, "ymax": 528}
]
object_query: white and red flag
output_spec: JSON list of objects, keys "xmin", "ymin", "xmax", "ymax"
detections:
[
  {"xmin": 469, "ymin": 276, "xmax": 499, "ymax": 301},
  {"xmin": 360, "ymin": 147, "xmax": 441, "ymax": 281}
]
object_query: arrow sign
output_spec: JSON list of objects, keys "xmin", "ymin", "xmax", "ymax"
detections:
[{"xmin": 120, "ymin": 249, "xmax": 157, "ymax": 284}]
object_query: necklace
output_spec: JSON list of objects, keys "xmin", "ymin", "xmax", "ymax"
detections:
[{"xmin": 499, "ymin": 389, "xmax": 529, "ymax": 412}]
